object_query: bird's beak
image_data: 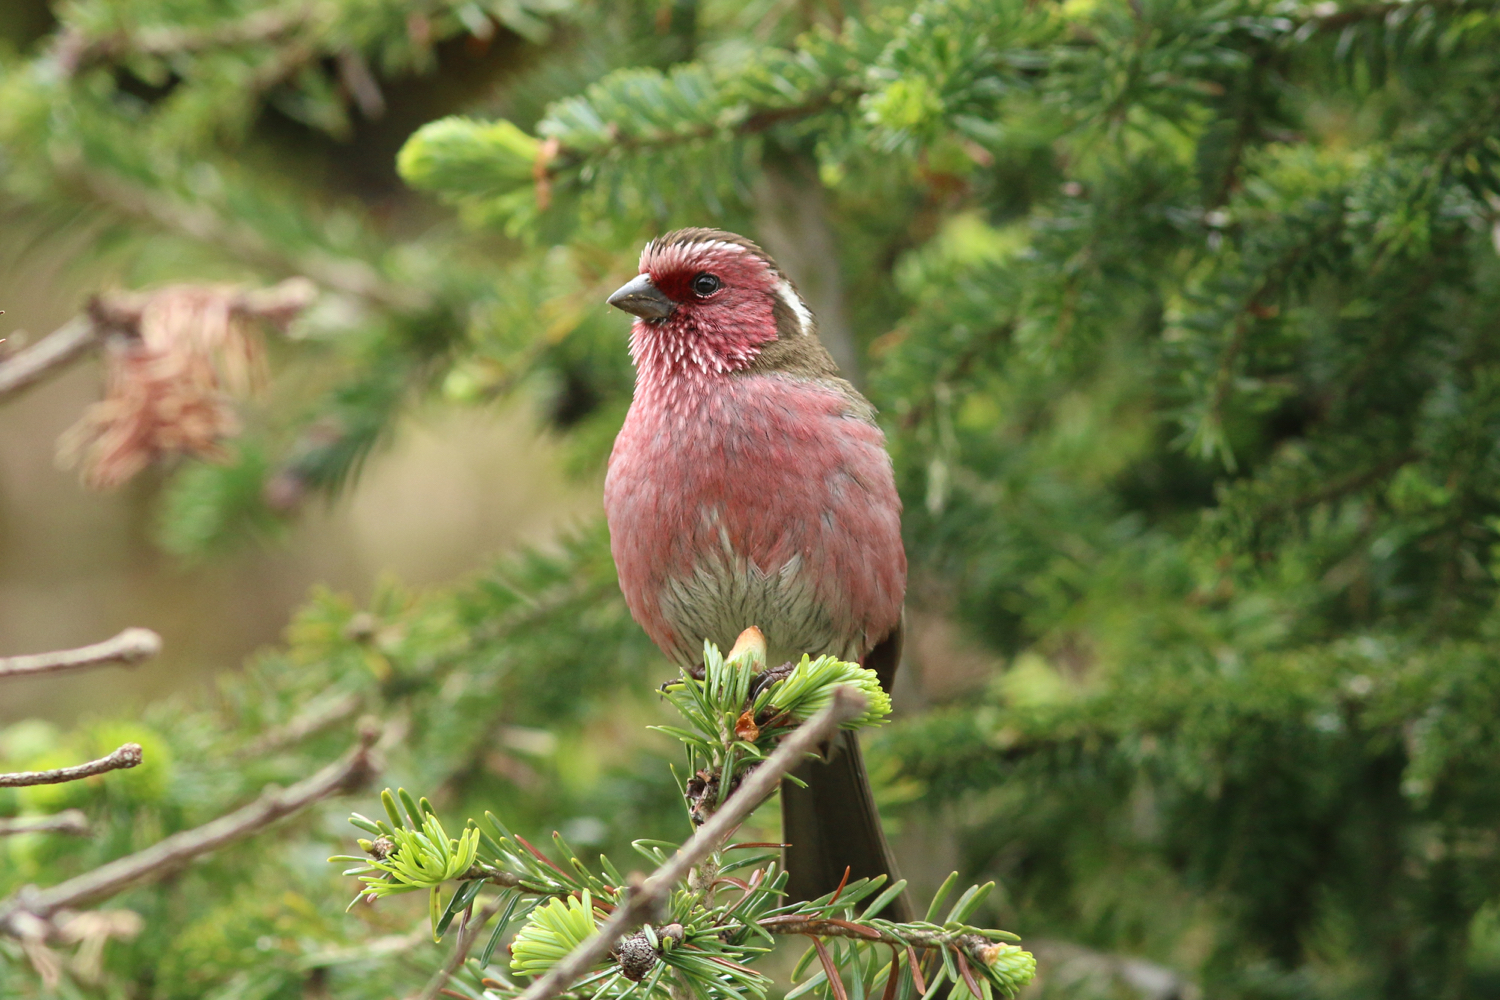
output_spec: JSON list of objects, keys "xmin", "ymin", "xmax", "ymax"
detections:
[{"xmin": 607, "ymin": 274, "xmax": 675, "ymax": 320}]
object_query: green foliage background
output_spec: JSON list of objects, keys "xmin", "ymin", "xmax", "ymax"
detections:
[{"xmin": 7, "ymin": 0, "xmax": 1500, "ymax": 997}]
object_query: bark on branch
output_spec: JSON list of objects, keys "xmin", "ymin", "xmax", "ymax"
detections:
[
  {"xmin": 0, "ymin": 628, "xmax": 162, "ymax": 681},
  {"xmin": 0, "ymin": 725, "xmax": 382, "ymax": 935},
  {"xmin": 0, "ymin": 277, "xmax": 320, "ymax": 404},
  {"xmin": 0, "ymin": 317, "xmax": 100, "ymax": 400},
  {"xmin": 0, "ymin": 811, "xmax": 91, "ymax": 838},
  {"xmin": 0, "ymin": 744, "xmax": 143, "ymax": 789}
]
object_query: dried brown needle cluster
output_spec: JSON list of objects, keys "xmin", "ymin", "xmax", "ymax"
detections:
[{"xmin": 58, "ymin": 278, "xmax": 315, "ymax": 488}]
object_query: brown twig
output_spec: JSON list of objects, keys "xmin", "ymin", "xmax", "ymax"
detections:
[
  {"xmin": 53, "ymin": 5, "xmax": 320, "ymax": 75},
  {"xmin": 505, "ymin": 688, "xmax": 867, "ymax": 1000},
  {"xmin": 0, "ymin": 276, "xmax": 320, "ymax": 405},
  {"xmin": 0, "ymin": 744, "xmax": 143, "ymax": 789},
  {"xmin": 0, "ymin": 726, "xmax": 381, "ymax": 935},
  {"xmin": 0, "ymin": 811, "xmax": 91, "ymax": 838},
  {"xmin": 0, "ymin": 317, "xmax": 100, "ymax": 400},
  {"xmin": 0, "ymin": 628, "xmax": 162, "ymax": 681},
  {"xmin": 86, "ymin": 278, "xmax": 319, "ymax": 331}
]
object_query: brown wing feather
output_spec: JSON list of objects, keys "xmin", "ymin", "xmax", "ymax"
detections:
[{"xmin": 863, "ymin": 611, "xmax": 904, "ymax": 696}]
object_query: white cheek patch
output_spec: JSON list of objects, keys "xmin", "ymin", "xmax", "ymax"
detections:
[{"xmin": 776, "ymin": 279, "xmax": 813, "ymax": 336}]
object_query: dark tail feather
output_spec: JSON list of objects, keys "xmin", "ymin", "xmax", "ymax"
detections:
[{"xmin": 782, "ymin": 730, "xmax": 912, "ymax": 922}]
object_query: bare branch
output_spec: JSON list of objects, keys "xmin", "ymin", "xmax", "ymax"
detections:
[
  {"xmin": 500, "ymin": 687, "xmax": 867, "ymax": 1000},
  {"xmin": 0, "ymin": 725, "xmax": 381, "ymax": 935},
  {"xmin": 75, "ymin": 169, "xmax": 426, "ymax": 311},
  {"xmin": 234, "ymin": 691, "xmax": 364, "ymax": 757},
  {"xmin": 0, "ymin": 744, "xmax": 143, "ymax": 789},
  {"xmin": 0, "ymin": 276, "xmax": 319, "ymax": 405},
  {"xmin": 0, "ymin": 317, "xmax": 99, "ymax": 400},
  {"xmin": 0, "ymin": 811, "xmax": 91, "ymax": 838},
  {"xmin": 0, "ymin": 628, "xmax": 162, "ymax": 681},
  {"xmin": 86, "ymin": 277, "xmax": 319, "ymax": 331},
  {"xmin": 53, "ymin": 5, "xmax": 319, "ymax": 75}
]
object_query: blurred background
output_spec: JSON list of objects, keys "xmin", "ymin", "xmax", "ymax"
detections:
[
  {"xmin": 8, "ymin": 0, "xmax": 1500, "ymax": 998},
  {"xmin": 0, "ymin": 3, "xmax": 601, "ymax": 725},
  {"xmin": 0, "ymin": 286, "xmax": 599, "ymax": 723}
]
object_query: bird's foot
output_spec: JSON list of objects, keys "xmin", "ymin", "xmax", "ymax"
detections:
[
  {"xmin": 747, "ymin": 661, "xmax": 796, "ymax": 699},
  {"xmin": 658, "ymin": 662, "xmax": 706, "ymax": 693}
]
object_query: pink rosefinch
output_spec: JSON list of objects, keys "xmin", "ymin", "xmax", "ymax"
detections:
[{"xmin": 605, "ymin": 228, "xmax": 908, "ymax": 916}]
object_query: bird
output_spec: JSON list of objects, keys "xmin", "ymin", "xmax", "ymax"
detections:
[{"xmin": 603, "ymin": 227, "xmax": 909, "ymax": 919}]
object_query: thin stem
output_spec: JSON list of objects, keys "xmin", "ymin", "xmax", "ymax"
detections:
[
  {"xmin": 75, "ymin": 168, "xmax": 425, "ymax": 312},
  {"xmin": 0, "ymin": 276, "xmax": 318, "ymax": 404},
  {"xmin": 0, "ymin": 811, "xmax": 91, "ymax": 838},
  {"xmin": 510, "ymin": 687, "xmax": 867, "ymax": 1000},
  {"xmin": 0, "ymin": 317, "xmax": 100, "ymax": 401},
  {"xmin": 234, "ymin": 692, "xmax": 363, "ymax": 757},
  {"xmin": 0, "ymin": 744, "xmax": 143, "ymax": 788},
  {"xmin": 0, "ymin": 628, "xmax": 162, "ymax": 680},
  {"xmin": 53, "ymin": 5, "xmax": 322, "ymax": 74},
  {"xmin": 0, "ymin": 726, "xmax": 381, "ymax": 934}
]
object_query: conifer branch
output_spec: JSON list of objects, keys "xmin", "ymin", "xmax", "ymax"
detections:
[
  {"xmin": 508, "ymin": 688, "xmax": 866, "ymax": 1000},
  {"xmin": 1201, "ymin": 220, "xmax": 1343, "ymax": 454},
  {"xmin": 0, "ymin": 744, "xmax": 143, "ymax": 789},
  {"xmin": 1304, "ymin": 0, "xmax": 1462, "ymax": 33},
  {"xmin": 52, "ymin": 5, "xmax": 320, "ymax": 75},
  {"xmin": 539, "ymin": 95, "xmax": 842, "ymax": 182},
  {"xmin": 0, "ymin": 726, "xmax": 381, "ymax": 936},
  {"xmin": 73, "ymin": 168, "xmax": 425, "ymax": 311},
  {"xmin": 233, "ymin": 692, "xmax": 364, "ymax": 757},
  {"xmin": 1262, "ymin": 448, "xmax": 1424, "ymax": 522},
  {"xmin": 0, "ymin": 629, "xmax": 162, "ymax": 680}
]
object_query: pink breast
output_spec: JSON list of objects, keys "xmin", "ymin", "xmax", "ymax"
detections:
[{"xmin": 604, "ymin": 374, "xmax": 906, "ymax": 666}]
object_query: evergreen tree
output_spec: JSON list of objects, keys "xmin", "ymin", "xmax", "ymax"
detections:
[{"xmin": 7, "ymin": 0, "xmax": 1500, "ymax": 997}]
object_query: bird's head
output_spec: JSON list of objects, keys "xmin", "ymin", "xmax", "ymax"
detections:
[{"xmin": 607, "ymin": 228, "xmax": 830, "ymax": 392}]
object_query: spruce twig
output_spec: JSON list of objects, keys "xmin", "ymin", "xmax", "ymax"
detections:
[{"xmin": 509, "ymin": 688, "xmax": 867, "ymax": 1000}]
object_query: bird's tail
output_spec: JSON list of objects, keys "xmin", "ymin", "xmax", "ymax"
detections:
[{"xmin": 781, "ymin": 730, "xmax": 912, "ymax": 921}]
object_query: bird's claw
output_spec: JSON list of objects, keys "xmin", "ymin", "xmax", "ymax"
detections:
[{"xmin": 748, "ymin": 661, "xmax": 796, "ymax": 699}]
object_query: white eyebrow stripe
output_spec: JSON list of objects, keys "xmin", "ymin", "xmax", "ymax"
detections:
[{"xmin": 776, "ymin": 279, "xmax": 813, "ymax": 336}]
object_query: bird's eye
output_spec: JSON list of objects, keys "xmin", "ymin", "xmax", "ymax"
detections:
[{"xmin": 692, "ymin": 273, "xmax": 722, "ymax": 297}]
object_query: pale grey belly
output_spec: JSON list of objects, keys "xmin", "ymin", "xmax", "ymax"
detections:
[{"xmin": 658, "ymin": 549, "xmax": 863, "ymax": 667}]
